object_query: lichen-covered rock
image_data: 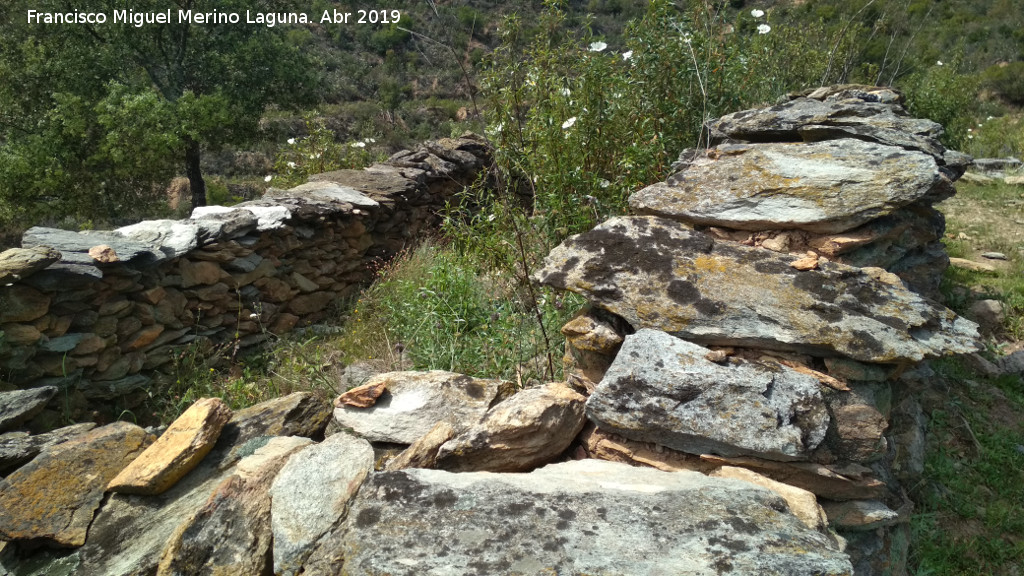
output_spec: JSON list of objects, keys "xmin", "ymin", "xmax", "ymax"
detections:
[
  {"xmin": 711, "ymin": 466, "xmax": 828, "ymax": 531},
  {"xmin": 631, "ymin": 140, "xmax": 945, "ymax": 233},
  {"xmin": 587, "ymin": 329, "xmax": 829, "ymax": 461},
  {"xmin": 435, "ymin": 382, "xmax": 587, "ymax": 472},
  {"xmin": 533, "ymin": 216, "xmax": 979, "ymax": 363},
  {"xmin": 822, "ymin": 499, "xmax": 901, "ymax": 530},
  {"xmin": 116, "ymin": 220, "xmax": 200, "ymax": 258},
  {"xmin": 708, "ymin": 96, "xmax": 947, "ymax": 162},
  {"xmin": 108, "ymin": 398, "xmax": 233, "ymax": 495},
  {"xmin": 333, "ymin": 371, "xmax": 513, "ymax": 444},
  {"xmin": 269, "ymin": 432, "xmax": 374, "ymax": 576},
  {"xmin": 217, "ymin": 392, "xmax": 332, "ymax": 452},
  {"xmin": 0, "ymin": 423, "xmax": 96, "ymax": 474},
  {"xmin": 339, "ymin": 460, "xmax": 853, "ymax": 575},
  {"xmin": 0, "ymin": 422, "xmax": 152, "ymax": 547}
]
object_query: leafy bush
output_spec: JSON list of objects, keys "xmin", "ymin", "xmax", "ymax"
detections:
[
  {"xmin": 982, "ymin": 61, "xmax": 1024, "ymax": 106},
  {"xmin": 963, "ymin": 114, "xmax": 1024, "ymax": 159},
  {"xmin": 900, "ymin": 58, "xmax": 980, "ymax": 150}
]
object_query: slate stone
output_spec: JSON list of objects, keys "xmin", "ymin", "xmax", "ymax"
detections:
[
  {"xmin": 0, "ymin": 422, "xmax": 153, "ymax": 547},
  {"xmin": 709, "ymin": 97, "xmax": 947, "ymax": 161},
  {"xmin": 587, "ymin": 329, "xmax": 829, "ymax": 461},
  {"xmin": 333, "ymin": 371, "xmax": 513, "ymax": 444},
  {"xmin": 339, "ymin": 460, "xmax": 853, "ymax": 575},
  {"xmin": 435, "ymin": 382, "xmax": 588, "ymax": 472},
  {"xmin": 269, "ymin": 432, "xmax": 374, "ymax": 576},
  {"xmin": 822, "ymin": 499, "xmax": 900, "ymax": 530},
  {"xmin": 108, "ymin": 398, "xmax": 233, "ymax": 495},
  {"xmin": 116, "ymin": 220, "xmax": 200, "ymax": 258},
  {"xmin": 155, "ymin": 436, "xmax": 313, "ymax": 576},
  {"xmin": 0, "ymin": 423, "xmax": 96, "ymax": 474},
  {"xmin": 0, "ymin": 285, "xmax": 50, "ymax": 323},
  {"xmin": 0, "ymin": 386, "xmax": 57, "ymax": 432},
  {"xmin": 0, "ymin": 247, "xmax": 61, "ymax": 285},
  {"xmin": 533, "ymin": 216, "xmax": 980, "ymax": 363},
  {"xmin": 22, "ymin": 227, "xmax": 165, "ymax": 266},
  {"xmin": 269, "ymin": 181, "xmax": 380, "ymax": 209},
  {"xmin": 631, "ymin": 140, "xmax": 943, "ymax": 233}
]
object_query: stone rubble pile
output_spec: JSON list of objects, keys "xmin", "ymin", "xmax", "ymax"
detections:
[
  {"xmin": 0, "ymin": 87, "xmax": 980, "ymax": 575},
  {"xmin": 0, "ymin": 134, "xmax": 490, "ymax": 426}
]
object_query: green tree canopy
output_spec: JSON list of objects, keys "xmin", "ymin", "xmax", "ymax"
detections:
[{"xmin": 0, "ymin": 0, "xmax": 319, "ymax": 229}]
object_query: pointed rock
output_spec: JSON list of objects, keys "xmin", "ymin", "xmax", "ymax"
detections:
[
  {"xmin": 0, "ymin": 422, "xmax": 153, "ymax": 547},
  {"xmin": 587, "ymin": 329, "xmax": 829, "ymax": 461},
  {"xmin": 533, "ymin": 216, "xmax": 979, "ymax": 363},
  {"xmin": 108, "ymin": 398, "xmax": 233, "ymax": 495},
  {"xmin": 269, "ymin": 432, "xmax": 374, "ymax": 576},
  {"xmin": 333, "ymin": 371, "xmax": 512, "ymax": 444},
  {"xmin": 435, "ymin": 382, "xmax": 587, "ymax": 472},
  {"xmin": 339, "ymin": 460, "xmax": 853, "ymax": 575},
  {"xmin": 631, "ymin": 140, "xmax": 944, "ymax": 233}
]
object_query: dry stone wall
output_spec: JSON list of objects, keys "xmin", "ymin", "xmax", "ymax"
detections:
[{"xmin": 0, "ymin": 134, "xmax": 491, "ymax": 424}]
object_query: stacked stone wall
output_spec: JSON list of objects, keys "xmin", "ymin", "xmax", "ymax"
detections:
[{"xmin": 0, "ymin": 135, "xmax": 490, "ymax": 423}]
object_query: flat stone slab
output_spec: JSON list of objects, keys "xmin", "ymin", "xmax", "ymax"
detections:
[
  {"xmin": 631, "ymin": 140, "xmax": 944, "ymax": 233},
  {"xmin": 0, "ymin": 423, "xmax": 96, "ymax": 475},
  {"xmin": 534, "ymin": 216, "xmax": 980, "ymax": 363},
  {"xmin": 269, "ymin": 432, "xmax": 374, "ymax": 576},
  {"xmin": 0, "ymin": 246, "xmax": 61, "ymax": 284},
  {"xmin": 269, "ymin": 182, "xmax": 380, "ymax": 209},
  {"xmin": 0, "ymin": 422, "xmax": 152, "ymax": 546},
  {"xmin": 333, "ymin": 371, "xmax": 512, "ymax": 444},
  {"xmin": 709, "ymin": 97, "xmax": 946, "ymax": 160},
  {"xmin": 22, "ymin": 227, "xmax": 166, "ymax": 266},
  {"xmin": 587, "ymin": 329, "xmax": 830, "ymax": 461},
  {"xmin": 339, "ymin": 460, "xmax": 853, "ymax": 575},
  {"xmin": 116, "ymin": 220, "xmax": 200, "ymax": 258},
  {"xmin": 108, "ymin": 397, "xmax": 233, "ymax": 495},
  {"xmin": 0, "ymin": 386, "xmax": 57, "ymax": 432}
]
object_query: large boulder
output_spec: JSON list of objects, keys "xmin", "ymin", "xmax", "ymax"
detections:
[
  {"xmin": 630, "ymin": 140, "xmax": 947, "ymax": 233},
  {"xmin": 533, "ymin": 216, "xmax": 979, "ymax": 363},
  {"xmin": 339, "ymin": 460, "xmax": 853, "ymax": 575},
  {"xmin": 587, "ymin": 329, "xmax": 829, "ymax": 461}
]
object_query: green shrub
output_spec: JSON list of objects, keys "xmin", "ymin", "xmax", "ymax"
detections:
[
  {"xmin": 982, "ymin": 62, "xmax": 1024, "ymax": 106},
  {"xmin": 900, "ymin": 58, "xmax": 980, "ymax": 150},
  {"xmin": 270, "ymin": 115, "xmax": 381, "ymax": 187},
  {"xmin": 335, "ymin": 240, "xmax": 580, "ymax": 382}
]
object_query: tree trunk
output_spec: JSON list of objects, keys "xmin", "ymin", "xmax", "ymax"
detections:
[{"xmin": 185, "ymin": 138, "xmax": 207, "ymax": 209}]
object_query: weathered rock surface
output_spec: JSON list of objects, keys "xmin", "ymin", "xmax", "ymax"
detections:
[
  {"xmin": 155, "ymin": 436, "xmax": 312, "ymax": 576},
  {"xmin": 711, "ymin": 466, "xmax": 828, "ymax": 531},
  {"xmin": 22, "ymin": 227, "xmax": 166, "ymax": 267},
  {"xmin": 587, "ymin": 329, "xmax": 829, "ymax": 461},
  {"xmin": 218, "ymin": 391, "xmax": 331, "ymax": 451},
  {"xmin": 0, "ymin": 386, "xmax": 57, "ymax": 432},
  {"xmin": 434, "ymin": 382, "xmax": 587, "ymax": 472},
  {"xmin": 631, "ymin": 140, "xmax": 944, "ymax": 233},
  {"xmin": 107, "ymin": 397, "xmax": 232, "ymax": 495},
  {"xmin": 534, "ymin": 216, "xmax": 980, "ymax": 363},
  {"xmin": 269, "ymin": 432, "xmax": 374, "ymax": 576},
  {"xmin": 0, "ymin": 423, "xmax": 97, "ymax": 475},
  {"xmin": 384, "ymin": 421, "xmax": 456, "ymax": 471},
  {"xmin": 339, "ymin": 460, "xmax": 853, "ymax": 575},
  {"xmin": 700, "ymin": 454, "xmax": 888, "ymax": 501},
  {"xmin": 0, "ymin": 422, "xmax": 152, "ymax": 546},
  {"xmin": 115, "ymin": 220, "xmax": 200, "ymax": 258},
  {"xmin": 0, "ymin": 247, "xmax": 61, "ymax": 285},
  {"xmin": 822, "ymin": 499, "xmax": 901, "ymax": 530},
  {"xmin": 333, "ymin": 371, "xmax": 512, "ymax": 444},
  {"xmin": 708, "ymin": 96, "xmax": 947, "ymax": 163}
]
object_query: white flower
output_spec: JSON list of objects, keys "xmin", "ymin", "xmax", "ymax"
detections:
[
  {"xmin": 487, "ymin": 213, "xmax": 497, "ymax": 222},
  {"xmin": 978, "ymin": 123, "xmax": 983, "ymax": 127},
  {"xmin": 968, "ymin": 135, "xmax": 974, "ymax": 139},
  {"xmin": 369, "ymin": 138, "xmax": 376, "ymax": 143},
  {"xmin": 287, "ymin": 161, "xmax": 297, "ymax": 168},
  {"xmin": 287, "ymin": 138, "xmax": 296, "ymax": 145},
  {"xmin": 351, "ymin": 141, "xmax": 366, "ymax": 148},
  {"xmin": 757, "ymin": 24, "xmax": 771, "ymax": 34},
  {"xmin": 264, "ymin": 175, "xmax": 273, "ymax": 182},
  {"xmin": 249, "ymin": 313, "xmax": 260, "ymax": 320},
  {"xmin": 968, "ymin": 128, "xmax": 973, "ymax": 132},
  {"xmin": 622, "ymin": 50, "xmax": 633, "ymax": 60},
  {"xmin": 751, "ymin": 9, "xmax": 765, "ymax": 17},
  {"xmin": 560, "ymin": 87, "xmax": 571, "ymax": 96},
  {"xmin": 682, "ymin": 32, "xmax": 692, "ymax": 44},
  {"xmin": 309, "ymin": 154, "xmax": 316, "ymax": 159},
  {"xmin": 588, "ymin": 41, "xmax": 607, "ymax": 52},
  {"xmin": 987, "ymin": 116, "xmax": 994, "ymax": 121},
  {"xmin": 599, "ymin": 179, "xmax": 610, "ymax": 188},
  {"xmin": 561, "ymin": 117, "xmax": 577, "ymax": 129},
  {"xmin": 936, "ymin": 60, "xmax": 943, "ymax": 66}
]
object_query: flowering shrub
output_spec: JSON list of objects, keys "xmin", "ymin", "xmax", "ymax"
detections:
[{"xmin": 270, "ymin": 115, "xmax": 381, "ymax": 187}]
